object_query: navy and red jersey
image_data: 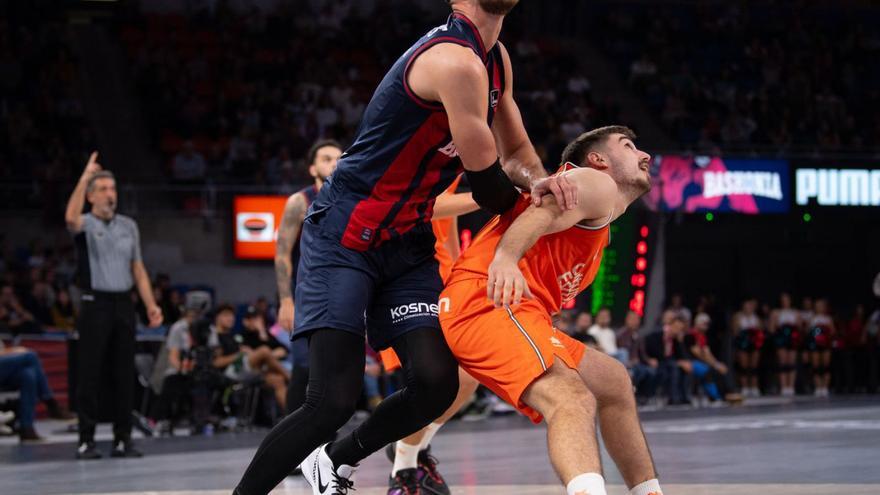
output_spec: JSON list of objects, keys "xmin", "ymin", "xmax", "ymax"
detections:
[
  {"xmin": 290, "ymin": 184, "xmax": 319, "ymax": 290},
  {"xmin": 310, "ymin": 12, "xmax": 505, "ymax": 251}
]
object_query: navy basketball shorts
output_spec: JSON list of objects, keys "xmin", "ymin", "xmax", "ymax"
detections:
[{"xmin": 292, "ymin": 217, "xmax": 443, "ymax": 351}]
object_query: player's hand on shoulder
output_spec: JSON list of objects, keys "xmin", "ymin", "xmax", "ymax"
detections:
[
  {"xmin": 531, "ymin": 174, "xmax": 578, "ymax": 210},
  {"xmin": 487, "ymin": 255, "xmax": 534, "ymax": 308}
]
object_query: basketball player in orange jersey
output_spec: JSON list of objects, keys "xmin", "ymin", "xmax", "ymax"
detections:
[
  {"xmin": 379, "ymin": 175, "xmax": 482, "ymax": 495},
  {"xmin": 440, "ymin": 126, "xmax": 663, "ymax": 495}
]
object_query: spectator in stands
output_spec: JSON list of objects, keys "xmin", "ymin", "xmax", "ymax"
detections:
[
  {"xmin": 682, "ymin": 314, "xmax": 736, "ymax": 405},
  {"xmin": 733, "ymin": 298, "xmax": 765, "ymax": 398},
  {"xmin": 805, "ymin": 299, "xmax": 835, "ymax": 397},
  {"xmin": 0, "ymin": 284, "xmax": 40, "ymax": 335},
  {"xmin": 51, "ymin": 286, "xmax": 76, "ymax": 331},
  {"xmin": 769, "ymin": 292, "xmax": 802, "ymax": 397},
  {"xmin": 150, "ymin": 299, "xmax": 206, "ymax": 434},
  {"xmin": 616, "ymin": 310, "xmax": 643, "ymax": 368},
  {"xmin": 25, "ymin": 281, "xmax": 54, "ymax": 326},
  {"xmin": 667, "ymin": 293, "xmax": 692, "ymax": 326},
  {"xmin": 589, "ymin": 308, "xmax": 627, "ymax": 363},
  {"xmin": 569, "ymin": 311, "xmax": 593, "ymax": 342},
  {"xmin": 253, "ymin": 296, "xmax": 275, "ymax": 328},
  {"xmin": 171, "ymin": 141, "xmax": 207, "ymax": 184},
  {"xmin": 643, "ymin": 311, "xmax": 690, "ymax": 405},
  {"xmin": 241, "ymin": 306, "xmax": 287, "ymax": 362},
  {"xmin": 618, "ymin": 311, "xmax": 656, "ymax": 404},
  {"xmin": 0, "ymin": 340, "xmax": 74, "ymax": 442},
  {"xmin": 209, "ymin": 304, "xmax": 289, "ymax": 411}
]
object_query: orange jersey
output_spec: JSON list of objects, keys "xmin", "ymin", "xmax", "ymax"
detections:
[
  {"xmin": 431, "ymin": 175, "xmax": 463, "ymax": 283},
  {"xmin": 448, "ymin": 195, "xmax": 610, "ymax": 315},
  {"xmin": 431, "ymin": 216, "xmax": 457, "ymax": 282}
]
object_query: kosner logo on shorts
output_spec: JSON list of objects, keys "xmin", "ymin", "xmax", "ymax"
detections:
[{"xmin": 390, "ymin": 298, "xmax": 451, "ymax": 324}]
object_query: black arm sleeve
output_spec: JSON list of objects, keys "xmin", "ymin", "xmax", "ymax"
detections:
[{"xmin": 464, "ymin": 159, "xmax": 519, "ymax": 215}]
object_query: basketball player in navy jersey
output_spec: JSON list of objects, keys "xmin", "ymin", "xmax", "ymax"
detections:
[
  {"xmin": 274, "ymin": 139, "xmax": 342, "ymax": 417},
  {"xmin": 233, "ymin": 2, "xmax": 578, "ymax": 494}
]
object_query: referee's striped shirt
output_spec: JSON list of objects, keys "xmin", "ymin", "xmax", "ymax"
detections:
[{"xmin": 73, "ymin": 213, "xmax": 142, "ymax": 292}]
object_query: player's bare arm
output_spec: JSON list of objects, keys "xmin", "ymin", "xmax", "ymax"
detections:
[
  {"xmin": 432, "ymin": 190, "xmax": 479, "ymax": 220},
  {"xmin": 487, "ymin": 168, "xmax": 618, "ymax": 307},
  {"xmin": 491, "ymin": 42, "xmax": 578, "ymax": 210},
  {"xmin": 275, "ymin": 192, "xmax": 307, "ymax": 330},
  {"xmin": 409, "ymin": 43, "xmax": 574, "ymax": 213},
  {"xmin": 410, "ymin": 43, "xmax": 498, "ymax": 170}
]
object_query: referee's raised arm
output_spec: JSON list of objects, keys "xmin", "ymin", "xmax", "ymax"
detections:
[
  {"xmin": 65, "ymin": 151, "xmax": 162, "ymax": 460},
  {"xmin": 64, "ymin": 151, "xmax": 101, "ymax": 233}
]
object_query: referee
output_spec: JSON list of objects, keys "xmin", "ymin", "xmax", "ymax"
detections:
[{"xmin": 64, "ymin": 152, "xmax": 163, "ymax": 460}]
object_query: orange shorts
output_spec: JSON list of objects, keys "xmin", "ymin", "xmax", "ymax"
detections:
[
  {"xmin": 439, "ymin": 278, "xmax": 586, "ymax": 423},
  {"xmin": 379, "ymin": 348, "xmax": 402, "ymax": 373}
]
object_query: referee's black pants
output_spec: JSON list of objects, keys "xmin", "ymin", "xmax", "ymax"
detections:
[{"xmin": 76, "ymin": 291, "xmax": 136, "ymax": 443}]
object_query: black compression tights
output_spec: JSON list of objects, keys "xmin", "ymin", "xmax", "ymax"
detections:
[
  {"xmin": 286, "ymin": 364, "xmax": 309, "ymax": 415},
  {"xmin": 234, "ymin": 327, "xmax": 459, "ymax": 495}
]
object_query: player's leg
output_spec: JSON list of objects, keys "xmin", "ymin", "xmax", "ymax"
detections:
[
  {"xmin": 521, "ymin": 362, "xmax": 606, "ymax": 495},
  {"xmin": 327, "ymin": 326, "xmax": 459, "ymax": 467},
  {"xmin": 574, "ymin": 345, "xmax": 662, "ymax": 494},
  {"xmin": 234, "ymin": 329, "xmax": 365, "ymax": 495},
  {"xmin": 286, "ymin": 337, "xmax": 311, "ymax": 414},
  {"xmin": 237, "ymin": 222, "xmax": 378, "ymax": 495},
  {"xmin": 387, "ymin": 367, "xmax": 479, "ymax": 495}
]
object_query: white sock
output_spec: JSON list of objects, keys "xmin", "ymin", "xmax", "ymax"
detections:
[
  {"xmin": 391, "ymin": 440, "xmax": 420, "ymax": 476},
  {"xmin": 630, "ymin": 478, "xmax": 663, "ymax": 495},
  {"xmin": 418, "ymin": 422, "xmax": 443, "ymax": 451},
  {"xmin": 566, "ymin": 472, "xmax": 606, "ymax": 495}
]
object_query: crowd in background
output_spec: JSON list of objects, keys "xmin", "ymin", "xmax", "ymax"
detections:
[
  {"xmin": 558, "ymin": 293, "xmax": 880, "ymax": 407},
  {"xmin": 119, "ymin": 0, "xmax": 620, "ymax": 189},
  {"xmin": 589, "ymin": 1, "xmax": 880, "ymax": 153},
  {"xmin": 0, "ymin": 2, "xmax": 96, "ymax": 216}
]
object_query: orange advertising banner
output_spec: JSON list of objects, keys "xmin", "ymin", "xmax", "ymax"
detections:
[{"xmin": 233, "ymin": 195, "xmax": 288, "ymax": 260}]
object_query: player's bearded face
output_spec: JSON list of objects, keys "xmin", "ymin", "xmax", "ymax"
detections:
[
  {"xmin": 607, "ymin": 140, "xmax": 651, "ymax": 194},
  {"xmin": 478, "ymin": 0, "xmax": 519, "ymax": 15}
]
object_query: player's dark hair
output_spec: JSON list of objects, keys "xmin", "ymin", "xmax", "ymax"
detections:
[
  {"xmin": 560, "ymin": 125, "xmax": 636, "ymax": 167},
  {"xmin": 306, "ymin": 139, "xmax": 342, "ymax": 166}
]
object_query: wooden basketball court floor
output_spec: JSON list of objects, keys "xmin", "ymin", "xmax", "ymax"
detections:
[{"xmin": 2, "ymin": 398, "xmax": 878, "ymax": 495}]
